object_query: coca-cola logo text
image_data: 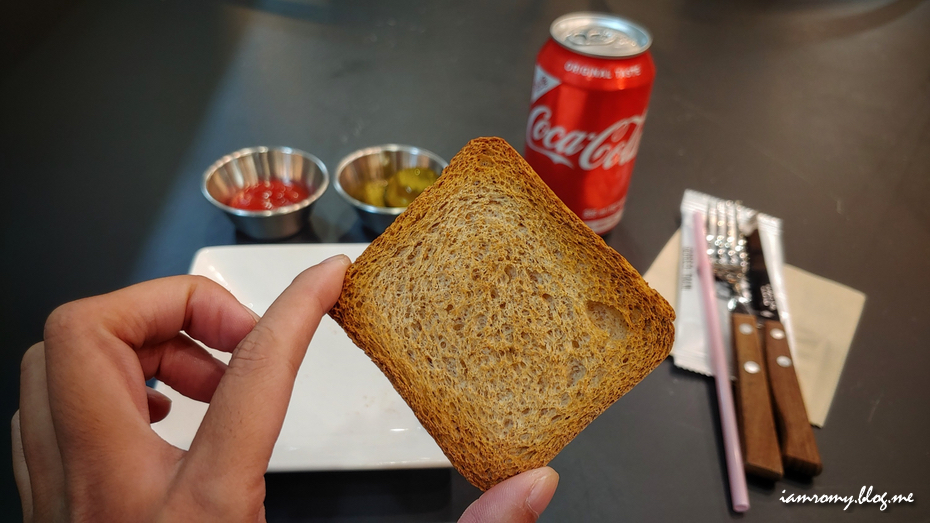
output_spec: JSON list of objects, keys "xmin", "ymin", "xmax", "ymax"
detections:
[{"xmin": 525, "ymin": 105, "xmax": 645, "ymax": 171}]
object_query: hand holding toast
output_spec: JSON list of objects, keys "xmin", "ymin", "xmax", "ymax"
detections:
[{"xmin": 12, "ymin": 254, "xmax": 557, "ymax": 522}]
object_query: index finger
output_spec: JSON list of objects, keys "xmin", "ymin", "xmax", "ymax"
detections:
[
  {"xmin": 43, "ymin": 275, "xmax": 261, "ymax": 453},
  {"xmin": 184, "ymin": 255, "xmax": 350, "ymax": 487}
]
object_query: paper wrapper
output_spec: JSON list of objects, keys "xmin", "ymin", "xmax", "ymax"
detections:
[{"xmin": 644, "ymin": 190, "xmax": 866, "ymax": 427}]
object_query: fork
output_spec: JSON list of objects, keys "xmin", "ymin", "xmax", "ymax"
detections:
[
  {"xmin": 706, "ymin": 200, "xmax": 784, "ymax": 481},
  {"xmin": 705, "ymin": 200, "xmax": 747, "ymax": 294}
]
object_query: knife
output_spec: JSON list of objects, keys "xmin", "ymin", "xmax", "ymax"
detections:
[
  {"xmin": 726, "ymin": 241, "xmax": 783, "ymax": 481},
  {"xmin": 730, "ymin": 308, "xmax": 783, "ymax": 480},
  {"xmin": 747, "ymin": 231, "xmax": 823, "ymax": 477}
]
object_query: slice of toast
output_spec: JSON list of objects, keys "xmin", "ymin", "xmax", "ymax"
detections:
[{"xmin": 329, "ymin": 137, "xmax": 674, "ymax": 490}]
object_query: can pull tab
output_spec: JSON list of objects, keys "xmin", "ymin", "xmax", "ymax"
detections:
[{"xmin": 567, "ymin": 27, "xmax": 629, "ymax": 47}]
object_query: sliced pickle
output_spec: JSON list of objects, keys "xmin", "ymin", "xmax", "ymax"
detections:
[
  {"xmin": 384, "ymin": 167, "xmax": 439, "ymax": 207},
  {"xmin": 356, "ymin": 179, "xmax": 389, "ymax": 207}
]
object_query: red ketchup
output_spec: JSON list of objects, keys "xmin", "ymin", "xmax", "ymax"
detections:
[{"xmin": 227, "ymin": 180, "xmax": 309, "ymax": 211}]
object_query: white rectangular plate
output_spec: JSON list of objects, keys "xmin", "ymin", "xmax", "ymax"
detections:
[{"xmin": 152, "ymin": 244, "xmax": 451, "ymax": 472}]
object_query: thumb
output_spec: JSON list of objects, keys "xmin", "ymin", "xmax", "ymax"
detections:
[
  {"xmin": 459, "ymin": 467, "xmax": 559, "ymax": 523},
  {"xmin": 184, "ymin": 254, "xmax": 350, "ymax": 487}
]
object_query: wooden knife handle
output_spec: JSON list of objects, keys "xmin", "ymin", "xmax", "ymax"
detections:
[
  {"xmin": 762, "ymin": 319, "xmax": 823, "ymax": 477},
  {"xmin": 731, "ymin": 313, "xmax": 783, "ymax": 480}
]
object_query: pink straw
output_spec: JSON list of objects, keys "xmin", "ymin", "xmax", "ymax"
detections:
[{"xmin": 692, "ymin": 211, "xmax": 750, "ymax": 513}]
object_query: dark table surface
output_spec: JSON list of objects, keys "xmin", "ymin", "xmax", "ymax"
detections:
[{"xmin": 3, "ymin": 0, "xmax": 929, "ymax": 521}]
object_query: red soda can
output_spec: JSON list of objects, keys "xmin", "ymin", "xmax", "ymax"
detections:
[{"xmin": 525, "ymin": 13, "xmax": 655, "ymax": 234}]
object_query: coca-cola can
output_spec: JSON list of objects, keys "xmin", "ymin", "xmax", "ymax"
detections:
[{"xmin": 525, "ymin": 13, "xmax": 655, "ymax": 234}]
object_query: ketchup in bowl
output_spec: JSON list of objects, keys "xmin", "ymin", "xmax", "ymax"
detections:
[{"xmin": 227, "ymin": 180, "xmax": 310, "ymax": 211}]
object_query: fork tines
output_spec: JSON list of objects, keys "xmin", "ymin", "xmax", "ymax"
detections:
[{"xmin": 705, "ymin": 200, "xmax": 747, "ymax": 283}]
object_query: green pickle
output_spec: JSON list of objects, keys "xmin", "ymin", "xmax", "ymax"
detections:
[
  {"xmin": 354, "ymin": 167, "xmax": 438, "ymax": 208},
  {"xmin": 383, "ymin": 167, "xmax": 439, "ymax": 207},
  {"xmin": 358, "ymin": 179, "xmax": 389, "ymax": 207}
]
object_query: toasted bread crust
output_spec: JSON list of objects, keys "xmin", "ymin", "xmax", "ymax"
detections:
[{"xmin": 330, "ymin": 137, "xmax": 674, "ymax": 490}]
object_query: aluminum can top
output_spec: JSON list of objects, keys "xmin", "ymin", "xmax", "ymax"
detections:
[{"xmin": 550, "ymin": 12, "xmax": 651, "ymax": 58}]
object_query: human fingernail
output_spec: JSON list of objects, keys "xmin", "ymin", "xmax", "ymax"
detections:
[
  {"xmin": 320, "ymin": 254, "xmax": 351, "ymax": 267},
  {"xmin": 240, "ymin": 302, "xmax": 262, "ymax": 322},
  {"xmin": 526, "ymin": 467, "xmax": 559, "ymax": 517},
  {"xmin": 146, "ymin": 386, "xmax": 172, "ymax": 404}
]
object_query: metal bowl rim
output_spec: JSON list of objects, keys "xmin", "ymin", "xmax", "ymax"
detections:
[
  {"xmin": 201, "ymin": 146, "xmax": 330, "ymax": 218},
  {"xmin": 333, "ymin": 144, "xmax": 448, "ymax": 216}
]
